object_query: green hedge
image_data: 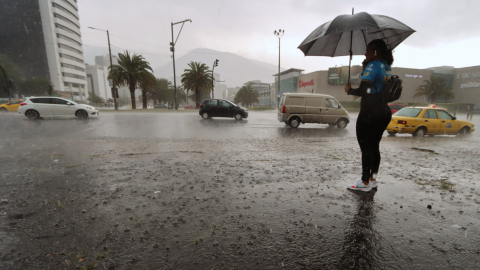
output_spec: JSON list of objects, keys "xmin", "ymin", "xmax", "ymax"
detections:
[{"xmin": 246, "ymin": 107, "xmax": 275, "ymax": 111}]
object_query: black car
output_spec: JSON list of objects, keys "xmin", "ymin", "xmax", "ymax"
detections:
[{"xmin": 199, "ymin": 99, "xmax": 248, "ymax": 120}]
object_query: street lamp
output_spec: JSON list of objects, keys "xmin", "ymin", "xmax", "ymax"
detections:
[
  {"xmin": 212, "ymin": 59, "xmax": 219, "ymax": 98},
  {"xmin": 170, "ymin": 19, "xmax": 192, "ymax": 110},
  {"xmin": 88, "ymin": 27, "xmax": 118, "ymax": 110},
  {"xmin": 273, "ymin": 29, "xmax": 284, "ymax": 109}
]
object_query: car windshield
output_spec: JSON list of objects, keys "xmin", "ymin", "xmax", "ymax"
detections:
[{"xmin": 394, "ymin": 108, "xmax": 422, "ymax": 117}]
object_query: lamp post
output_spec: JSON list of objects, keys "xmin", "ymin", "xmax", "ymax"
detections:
[
  {"xmin": 212, "ymin": 59, "xmax": 219, "ymax": 98},
  {"xmin": 273, "ymin": 29, "xmax": 284, "ymax": 109},
  {"xmin": 88, "ymin": 27, "xmax": 118, "ymax": 110},
  {"xmin": 170, "ymin": 19, "xmax": 192, "ymax": 110}
]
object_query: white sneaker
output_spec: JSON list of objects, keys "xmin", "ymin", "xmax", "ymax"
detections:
[
  {"xmin": 348, "ymin": 180, "xmax": 372, "ymax": 192},
  {"xmin": 370, "ymin": 180, "xmax": 378, "ymax": 188}
]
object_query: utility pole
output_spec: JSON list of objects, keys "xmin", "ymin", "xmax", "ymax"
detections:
[
  {"xmin": 170, "ymin": 19, "xmax": 192, "ymax": 110},
  {"xmin": 88, "ymin": 27, "xmax": 118, "ymax": 110},
  {"xmin": 273, "ymin": 29, "xmax": 284, "ymax": 109},
  {"xmin": 212, "ymin": 59, "xmax": 219, "ymax": 98}
]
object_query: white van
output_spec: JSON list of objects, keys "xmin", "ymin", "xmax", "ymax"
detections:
[{"xmin": 278, "ymin": 93, "xmax": 350, "ymax": 128}]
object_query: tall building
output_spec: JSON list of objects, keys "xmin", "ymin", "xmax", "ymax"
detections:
[
  {"xmin": 0, "ymin": 0, "xmax": 88, "ymax": 101},
  {"xmin": 245, "ymin": 80, "xmax": 272, "ymax": 107},
  {"xmin": 86, "ymin": 55, "xmax": 130, "ymax": 100}
]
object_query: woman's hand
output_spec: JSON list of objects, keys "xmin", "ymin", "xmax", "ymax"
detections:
[
  {"xmin": 362, "ymin": 59, "xmax": 368, "ymax": 72},
  {"xmin": 344, "ymin": 82, "xmax": 351, "ymax": 93}
]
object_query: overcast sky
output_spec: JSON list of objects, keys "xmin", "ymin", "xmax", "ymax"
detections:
[{"xmin": 79, "ymin": 0, "xmax": 480, "ymax": 73}]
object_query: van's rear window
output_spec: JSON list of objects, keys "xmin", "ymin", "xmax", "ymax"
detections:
[
  {"xmin": 394, "ymin": 108, "xmax": 422, "ymax": 117},
  {"xmin": 279, "ymin": 96, "xmax": 285, "ymax": 106}
]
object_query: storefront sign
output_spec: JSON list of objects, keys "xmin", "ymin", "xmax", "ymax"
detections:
[
  {"xmin": 457, "ymin": 72, "xmax": 480, "ymax": 80},
  {"xmin": 298, "ymin": 79, "xmax": 314, "ymax": 88},
  {"xmin": 460, "ymin": 81, "xmax": 480, "ymax": 88},
  {"xmin": 405, "ymin": 74, "xmax": 424, "ymax": 78}
]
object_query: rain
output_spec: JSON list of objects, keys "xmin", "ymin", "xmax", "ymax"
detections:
[{"xmin": 1, "ymin": 1, "xmax": 480, "ymax": 269}]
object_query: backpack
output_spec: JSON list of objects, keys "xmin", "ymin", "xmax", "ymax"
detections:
[{"xmin": 381, "ymin": 75, "xmax": 403, "ymax": 103}]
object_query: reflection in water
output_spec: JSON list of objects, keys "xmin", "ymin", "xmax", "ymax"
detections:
[
  {"xmin": 340, "ymin": 189, "xmax": 381, "ymax": 270},
  {"xmin": 277, "ymin": 126, "xmax": 349, "ymax": 138},
  {"xmin": 198, "ymin": 118, "xmax": 248, "ymax": 127}
]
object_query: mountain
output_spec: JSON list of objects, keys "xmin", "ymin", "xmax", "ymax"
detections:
[{"xmin": 153, "ymin": 48, "xmax": 285, "ymax": 87}]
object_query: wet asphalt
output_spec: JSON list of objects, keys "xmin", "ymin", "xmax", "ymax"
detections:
[{"xmin": 0, "ymin": 110, "xmax": 479, "ymax": 270}]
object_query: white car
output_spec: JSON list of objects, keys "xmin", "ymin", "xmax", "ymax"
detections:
[{"xmin": 18, "ymin": 97, "xmax": 99, "ymax": 120}]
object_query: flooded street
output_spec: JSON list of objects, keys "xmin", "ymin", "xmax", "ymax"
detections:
[{"xmin": 1, "ymin": 110, "xmax": 479, "ymax": 269}]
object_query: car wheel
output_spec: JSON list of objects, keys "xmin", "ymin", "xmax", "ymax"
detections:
[
  {"xmin": 387, "ymin": 131, "xmax": 397, "ymax": 136},
  {"xmin": 457, "ymin": 127, "xmax": 470, "ymax": 135},
  {"xmin": 289, "ymin": 117, "xmax": 300, "ymax": 128},
  {"xmin": 0, "ymin": 108, "xmax": 7, "ymax": 112},
  {"xmin": 234, "ymin": 113, "xmax": 243, "ymax": 121},
  {"xmin": 412, "ymin": 127, "xmax": 426, "ymax": 137},
  {"xmin": 25, "ymin": 109, "xmax": 40, "ymax": 120},
  {"xmin": 336, "ymin": 118, "xmax": 348, "ymax": 129},
  {"xmin": 76, "ymin": 110, "xmax": 88, "ymax": 119},
  {"xmin": 201, "ymin": 112, "xmax": 210, "ymax": 119}
]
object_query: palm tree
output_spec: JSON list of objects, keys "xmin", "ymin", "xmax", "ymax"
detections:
[
  {"xmin": 234, "ymin": 84, "xmax": 259, "ymax": 107},
  {"xmin": 413, "ymin": 75, "xmax": 454, "ymax": 103},
  {"xmin": 181, "ymin": 62, "xmax": 213, "ymax": 108},
  {"xmin": 154, "ymin": 78, "xmax": 173, "ymax": 104},
  {"xmin": 139, "ymin": 71, "xmax": 155, "ymax": 109},
  {"xmin": 108, "ymin": 51, "xmax": 154, "ymax": 109}
]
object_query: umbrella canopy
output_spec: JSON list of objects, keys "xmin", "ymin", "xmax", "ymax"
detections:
[{"xmin": 298, "ymin": 12, "xmax": 415, "ymax": 57}]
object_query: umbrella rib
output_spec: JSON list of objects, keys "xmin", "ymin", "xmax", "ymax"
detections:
[
  {"xmin": 361, "ymin": 29, "xmax": 368, "ymax": 48},
  {"xmin": 331, "ymin": 32, "xmax": 344, "ymax": 57}
]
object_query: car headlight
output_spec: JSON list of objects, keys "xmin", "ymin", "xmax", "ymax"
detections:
[{"xmin": 87, "ymin": 107, "xmax": 95, "ymax": 110}]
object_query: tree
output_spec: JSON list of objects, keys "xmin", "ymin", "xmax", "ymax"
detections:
[
  {"xmin": 0, "ymin": 54, "xmax": 26, "ymax": 98},
  {"xmin": 108, "ymin": 51, "xmax": 154, "ymax": 109},
  {"xmin": 87, "ymin": 91, "xmax": 105, "ymax": 106},
  {"xmin": 234, "ymin": 84, "xmax": 259, "ymax": 107},
  {"xmin": 139, "ymin": 71, "xmax": 155, "ymax": 109},
  {"xmin": 146, "ymin": 78, "xmax": 173, "ymax": 106},
  {"xmin": 413, "ymin": 75, "xmax": 454, "ymax": 103},
  {"xmin": 181, "ymin": 62, "xmax": 213, "ymax": 108},
  {"xmin": 19, "ymin": 77, "xmax": 54, "ymax": 97}
]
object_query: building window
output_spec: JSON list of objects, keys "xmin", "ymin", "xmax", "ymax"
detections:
[
  {"xmin": 57, "ymin": 33, "xmax": 81, "ymax": 46},
  {"xmin": 58, "ymin": 43, "xmax": 82, "ymax": 55},
  {"xmin": 59, "ymin": 53, "xmax": 83, "ymax": 63},
  {"xmin": 55, "ymin": 23, "xmax": 81, "ymax": 37},
  {"xmin": 63, "ymin": 72, "xmax": 85, "ymax": 80},
  {"xmin": 64, "ymin": 82, "xmax": 69, "ymax": 86},
  {"xmin": 54, "ymin": 13, "xmax": 79, "ymax": 28},
  {"xmin": 52, "ymin": 3, "xmax": 79, "ymax": 20},
  {"xmin": 60, "ymin": 0, "xmax": 78, "ymax": 11},
  {"xmin": 72, "ymin": 83, "xmax": 79, "ymax": 87},
  {"xmin": 61, "ymin": 62, "xmax": 84, "ymax": 72}
]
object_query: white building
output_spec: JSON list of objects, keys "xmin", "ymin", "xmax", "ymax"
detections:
[
  {"xmin": 38, "ymin": 0, "xmax": 89, "ymax": 101},
  {"xmin": 86, "ymin": 55, "xmax": 131, "ymax": 101}
]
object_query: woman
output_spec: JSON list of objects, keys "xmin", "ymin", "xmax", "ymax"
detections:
[{"xmin": 344, "ymin": 39, "xmax": 393, "ymax": 192}]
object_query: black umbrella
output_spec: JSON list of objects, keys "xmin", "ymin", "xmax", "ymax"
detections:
[{"xmin": 298, "ymin": 10, "xmax": 415, "ymax": 82}]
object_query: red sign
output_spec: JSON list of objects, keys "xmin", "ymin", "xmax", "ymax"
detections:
[{"xmin": 298, "ymin": 79, "xmax": 314, "ymax": 88}]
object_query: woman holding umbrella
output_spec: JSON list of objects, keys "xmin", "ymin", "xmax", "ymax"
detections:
[
  {"xmin": 345, "ymin": 39, "xmax": 393, "ymax": 192},
  {"xmin": 297, "ymin": 11, "xmax": 415, "ymax": 192}
]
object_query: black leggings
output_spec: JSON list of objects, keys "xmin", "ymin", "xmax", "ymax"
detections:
[{"xmin": 356, "ymin": 105, "xmax": 392, "ymax": 183}]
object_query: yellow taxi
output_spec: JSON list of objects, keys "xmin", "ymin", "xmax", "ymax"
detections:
[
  {"xmin": 0, "ymin": 99, "xmax": 23, "ymax": 112},
  {"xmin": 387, "ymin": 105, "xmax": 475, "ymax": 136}
]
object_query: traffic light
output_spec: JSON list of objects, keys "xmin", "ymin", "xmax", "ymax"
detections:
[{"xmin": 214, "ymin": 59, "xmax": 219, "ymax": 67}]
